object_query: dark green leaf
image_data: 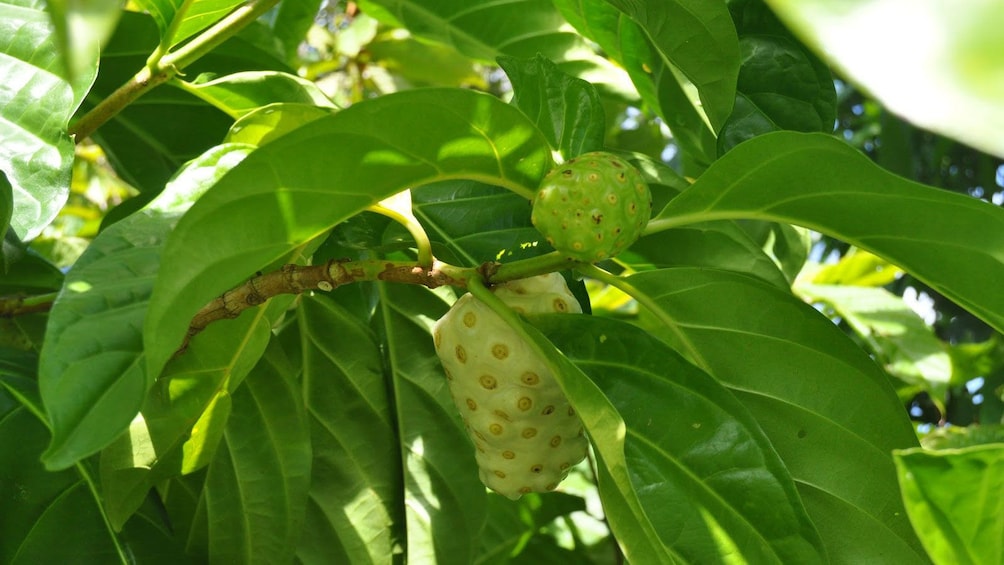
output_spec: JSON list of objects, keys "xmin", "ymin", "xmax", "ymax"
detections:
[
  {"xmin": 145, "ymin": 88, "xmax": 552, "ymax": 381},
  {"xmin": 39, "ymin": 144, "xmax": 253, "ymax": 470},
  {"xmin": 624, "ymin": 267, "xmax": 927, "ymax": 561},
  {"xmin": 651, "ymin": 131, "xmax": 1004, "ymax": 336},
  {"xmin": 718, "ymin": 35, "xmax": 836, "ymax": 154},
  {"xmin": 293, "ymin": 294, "xmax": 402, "ymax": 564},
  {"xmin": 603, "ymin": 0, "xmax": 740, "ymax": 131},
  {"xmin": 202, "ymin": 340, "xmax": 311, "ymax": 564},
  {"xmin": 895, "ymin": 445, "xmax": 1004, "ymax": 564},
  {"xmin": 535, "ymin": 314, "xmax": 825, "ymax": 563},
  {"xmin": 374, "ymin": 283, "xmax": 487, "ymax": 564},
  {"xmin": 499, "ymin": 55, "xmax": 605, "ymax": 160},
  {"xmin": 1, "ymin": 0, "xmax": 92, "ymax": 240},
  {"xmin": 0, "ymin": 238, "xmax": 64, "ymax": 293},
  {"xmin": 1, "ymin": 173, "xmax": 11, "ymax": 267},
  {"xmin": 475, "ymin": 493, "xmax": 587, "ymax": 564},
  {"xmin": 270, "ymin": 0, "xmax": 323, "ymax": 61}
]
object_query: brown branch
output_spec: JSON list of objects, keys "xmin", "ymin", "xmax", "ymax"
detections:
[{"xmin": 177, "ymin": 258, "xmax": 473, "ymax": 354}]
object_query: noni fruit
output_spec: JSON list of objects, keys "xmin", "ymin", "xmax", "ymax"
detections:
[
  {"xmin": 531, "ymin": 151, "xmax": 651, "ymax": 262},
  {"xmin": 433, "ymin": 273, "xmax": 588, "ymax": 499}
]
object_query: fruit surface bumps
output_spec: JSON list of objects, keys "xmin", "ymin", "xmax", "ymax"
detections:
[
  {"xmin": 531, "ymin": 151, "xmax": 651, "ymax": 262},
  {"xmin": 432, "ymin": 273, "xmax": 588, "ymax": 499}
]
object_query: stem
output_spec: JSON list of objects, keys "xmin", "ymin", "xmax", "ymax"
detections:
[
  {"xmin": 575, "ymin": 263, "xmax": 712, "ymax": 373},
  {"xmin": 69, "ymin": 0, "xmax": 281, "ymax": 140},
  {"xmin": 488, "ymin": 251, "xmax": 576, "ymax": 283},
  {"xmin": 369, "ymin": 202, "xmax": 434, "ymax": 268},
  {"xmin": 0, "ymin": 292, "xmax": 58, "ymax": 317}
]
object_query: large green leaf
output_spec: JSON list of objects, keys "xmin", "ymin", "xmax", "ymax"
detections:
[
  {"xmin": 145, "ymin": 88, "xmax": 553, "ymax": 382},
  {"xmin": 652, "ymin": 131, "xmax": 1004, "ymax": 336},
  {"xmin": 99, "ymin": 296, "xmax": 290, "ymax": 530},
  {"xmin": 895, "ymin": 445, "xmax": 1004, "ymax": 565},
  {"xmin": 374, "ymin": 283, "xmax": 488, "ymax": 564},
  {"xmin": 178, "ymin": 70, "xmax": 336, "ymax": 119},
  {"xmin": 498, "ymin": 55, "xmax": 605, "ymax": 160},
  {"xmin": 622, "ymin": 267, "xmax": 926, "ymax": 562},
  {"xmin": 766, "ymin": 0, "xmax": 1004, "ymax": 159},
  {"xmin": 1, "ymin": 0, "xmax": 94, "ymax": 240},
  {"xmin": 603, "ymin": 0, "xmax": 740, "ymax": 131},
  {"xmin": 357, "ymin": 0, "xmax": 631, "ymax": 97},
  {"xmin": 38, "ymin": 144, "xmax": 253, "ymax": 471},
  {"xmin": 474, "ymin": 492, "xmax": 587, "ymax": 564},
  {"xmin": 293, "ymin": 293, "xmax": 402, "ymax": 564},
  {"xmin": 534, "ymin": 314, "xmax": 825, "ymax": 563},
  {"xmin": 201, "ymin": 340, "xmax": 310, "ymax": 564}
]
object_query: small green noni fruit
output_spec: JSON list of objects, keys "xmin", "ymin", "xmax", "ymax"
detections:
[
  {"xmin": 531, "ymin": 151, "xmax": 651, "ymax": 262},
  {"xmin": 432, "ymin": 273, "xmax": 588, "ymax": 499}
]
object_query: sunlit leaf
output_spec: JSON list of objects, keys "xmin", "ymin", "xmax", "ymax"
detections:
[
  {"xmin": 179, "ymin": 70, "xmax": 335, "ymax": 119},
  {"xmin": 895, "ymin": 445, "xmax": 1004, "ymax": 564},
  {"xmin": 145, "ymin": 88, "xmax": 553, "ymax": 381}
]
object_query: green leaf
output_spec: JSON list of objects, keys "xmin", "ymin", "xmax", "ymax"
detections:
[
  {"xmin": 718, "ymin": 34, "xmax": 836, "ymax": 154},
  {"xmin": 534, "ymin": 314, "xmax": 825, "ymax": 563},
  {"xmin": 1, "ymin": 0, "xmax": 94, "ymax": 240},
  {"xmin": 623, "ymin": 267, "xmax": 927, "ymax": 561},
  {"xmin": 269, "ymin": 0, "xmax": 323, "ymax": 60},
  {"xmin": 797, "ymin": 284, "xmax": 952, "ymax": 400},
  {"xmin": 145, "ymin": 88, "xmax": 552, "ymax": 381},
  {"xmin": 895, "ymin": 445, "xmax": 1004, "ymax": 565},
  {"xmin": 201, "ymin": 340, "xmax": 310, "ymax": 564},
  {"xmin": 603, "ymin": 0, "xmax": 740, "ymax": 131},
  {"xmin": 133, "ymin": 0, "xmax": 245, "ymax": 49},
  {"xmin": 1, "ymin": 173, "xmax": 11, "ymax": 266},
  {"xmin": 475, "ymin": 492, "xmax": 587, "ymax": 564},
  {"xmin": 79, "ymin": 12, "xmax": 288, "ymax": 193},
  {"xmin": 498, "ymin": 55, "xmax": 605, "ymax": 160},
  {"xmin": 179, "ymin": 70, "xmax": 336, "ymax": 119},
  {"xmin": 293, "ymin": 293, "xmax": 402, "ymax": 564},
  {"xmin": 374, "ymin": 283, "xmax": 488, "ymax": 564},
  {"xmin": 39, "ymin": 144, "xmax": 253, "ymax": 470},
  {"xmin": 766, "ymin": 0, "xmax": 1004, "ymax": 159},
  {"xmin": 46, "ymin": 0, "xmax": 119, "ymax": 86},
  {"xmin": 367, "ymin": 32, "xmax": 487, "ymax": 89},
  {"xmin": 99, "ymin": 296, "xmax": 290, "ymax": 530},
  {"xmin": 652, "ymin": 131, "xmax": 1004, "ymax": 336},
  {"xmin": 357, "ymin": 0, "xmax": 631, "ymax": 96},
  {"xmin": 224, "ymin": 103, "xmax": 332, "ymax": 146}
]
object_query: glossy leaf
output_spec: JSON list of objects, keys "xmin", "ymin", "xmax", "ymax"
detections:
[
  {"xmin": 895, "ymin": 445, "xmax": 1004, "ymax": 564},
  {"xmin": 39, "ymin": 144, "xmax": 252, "ymax": 470},
  {"xmin": 224, "ymin": 103, "xmax": 332, "ymax": 146},
  {"xmin": 46, "ymin": 0, "xmax": 118, "ymax": 86},
  {"xmin": 269, "ymin": 0, "xmax": 323, "ymax": 60},
  {"xmin": 533, "ymin": 314, "xmax": 825, "ymax": 563},
  {"xmin": 623, "ymin": 267, "xmax": 927, "ymax": 561},
  {"xmin": 180, "ymin": 70, "xmax": 336, "ymax": 119},
  {"xmin": 499, "ymin": 55, "xmax": 605, "ymax": 160},
  {"xmin": 100, "ymin": 296, "xmax": 290, "ymax": 530},
  {"xmin": 202, "ymin": 340, "xmax": 311, "ymax": 564},
  {"xmin": 798, "ymin": 284, "xmax": 951, "ymax": 400},
  {"xmin": 603, "ymin": 0, "xmax": 740, "ymax": 131},
  {"xmin": 766, "ymin": 0, "xmax": 1004, "ymax": 159},
  {"xmin": 357, "ymin": 0, "xmax": 632, "ymax": 96},
  {"xmin": 651, "ymin": 131, "xmax": 1004, "ymax": 336},
  {"xmin": 1, "ymin": 0, "xmax": 93, "ymax": 240},
  {"xmin": 145, "ymin": 88, "xmax": 553, "ymax": 381},
  {"xmin": 374, "ymin": 283, "xmax": 487, "ymax": 564},
  {"xmin": 718, "ymin": 34, "xmax": 836, "ymax": 154},
  {"xmin": 294, "ymin": 294, "xmax": 402, "ymax": 564},
  {"xmin": 79, "ymin": 12, "xmax": 288, "ymax": 193},
  {"xmin": 133, "ymin": 0, "xmax": 244, "ymax": 49}
]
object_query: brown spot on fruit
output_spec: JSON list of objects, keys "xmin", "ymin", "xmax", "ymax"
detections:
[
  {"xmin": 519, "ymin": 486, "xmax": 532, "ymax": 494},
  {"xmin": 545, "ymin": 482, "xmax": 558, "ymax": 491},
  {"xmin": 466, "ymin": 398, "xmax": 477, "ymax": 411},
  {"xmin": 455, "ymin": 345, "xmax": 467, "ymax": 363},
  {"xmin": 522, "ymin": 428, "xmax": 537, "ymax": 439},
  {"xmin": 541, "ymin": 405, "xmax": 555, "ymax": 416},
  {"xmin": 560, "ymin": 462, "xmax": 571, "ymax": 471},
  {"xmin": 530, "ymin": 464, "xmax": 543, "ymax": 474},
  {"xmin": 493, "ymin": 409, "xmax": 510, "ymax": 421},
  {"xmin": 494, "ymin": 470, "xmax": 506, "ymax": 478},
  {"xmin": 489, "ymin": 423, "xmax": 504, "ymax": 435},
  {"xmin": 492, "ymin": 343, "xmax": 509, "ymax": 360},
  {"xmin": 553, "ymin": 298, "xmax": 568, "ymax": 312},
  {"xmin": 479, "ymin": 374, "xmax": 497, "ymax": 389},
  {"xmin": 550, "ymin": 435, "xmax": 562, "ymax": 447},
  {"xmin": 503, "ymin": 450, "xmax": 516, "ymax": 459},
  {"xmin": 463, "ymin": 311, "xmax": 477, "ymax": 327},
  {"xmin": 433, "ymin": 330, "xmax": 442, "ymax": 350},
  {"xmin": 521, "ymin": 372, "xmax": 540, "ymax": 385},
  {"xmin": 517, "ymin": 396, "xmax": 533, "ymax": 411}
]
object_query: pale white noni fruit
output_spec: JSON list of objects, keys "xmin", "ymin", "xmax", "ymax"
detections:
[{"xmin": 432, "ymin": 273, "xmax": 589, "ymax": 500}]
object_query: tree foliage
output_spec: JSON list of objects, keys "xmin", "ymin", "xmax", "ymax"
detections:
[{"xmin": 2, "ymin": 0, "xmax": 1004, "ymax": 563}]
